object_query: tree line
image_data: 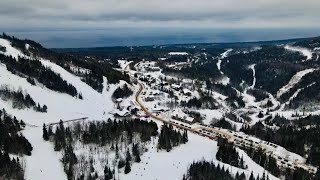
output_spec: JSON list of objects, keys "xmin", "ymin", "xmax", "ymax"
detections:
[
  {"xmin": 112, "ymin": 84, "xmax": 133, "ymax": 100},
  {"xmin": 216, "ymin": 138, "xmax": 246, "ymax": 169},
  {"xmin": 157, "ymin": 124, "xmax": 188, "ymax": 152},
  {"xmin": 0, "ymin": 53, "xmax": 80, "ymax": 98},
  {"xmin": 183, "ymin": 160, "xmax": 267, "ymax": 180},
  {"xmin": 0, "ymin": 85, "xmax": 47, "ymax": 112}
]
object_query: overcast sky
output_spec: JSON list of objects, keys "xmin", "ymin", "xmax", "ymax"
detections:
[{"xmin": 1, "ymin": 0, "xmax": 320, "ymax": 48}]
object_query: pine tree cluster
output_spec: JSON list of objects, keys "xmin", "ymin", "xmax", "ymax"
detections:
[
  {"xmin": 0, "ymin": 85, "xmax": 47, "ymax": 112},
  {"xmin": 0, "ymin": 108, "xmax": 32, "ymax": 180},
  {"xmin": 244, "ymin": 146, "xmax": 280, "ymax": 177},
  {"xmin": 0, "ymin": 108, "xmax": 32, "ymax": 155},
  {"xmin": 216, "ymin": 138, "xmax": 246, "ymax": 169},
  {"xmin": 183, "ymin": 160, "xmax": 248, "ymax": 180},
  {"xmin": 112, "ymin": 84, "xmax": 133, "ymax": 99},
  {"xmin": 0, "ymin": 151, "xmax": 24, "ymax": 180},
  {"xmin": 158, "ymin": 124, "xmax": 188, "ymax": 152}
]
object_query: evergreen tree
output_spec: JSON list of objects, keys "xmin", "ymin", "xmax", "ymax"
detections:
[
  {"xmin": 43, "ymin": 123, "xmax": 49, "ymax": 141},
  {"xmin": 249, "ymin": 171, "xmax": 255, "ymax": 180},
  {"xmin": 124, "ymin": 158, "xmax": 131, "ymax": 174}
]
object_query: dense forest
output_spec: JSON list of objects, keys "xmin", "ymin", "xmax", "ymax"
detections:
[
  {"xmin": 161, "ymin": 57, "xmax": 223, "ymax": 82},
  {"xmin": 112, "ymin": 84, "xmax": 133, "ymax": 99},
  {"xmin": 157, "ymin": 124, "xmax": 188, "ymax": 152},
  {"xmin": 223, "ymin": 46, "xmax": 307, "ymax": 94},
  {"xmin": 183, "ymin": 160, "xmax": 265, "ymax": 180},
  {"xmin": 0, "ymin": 108, "xmax": 32, "ymax": 179},
  {"xmin": 294, "ymin": 37, "xmax": 320, "ymax": 49},
  {"xmin": 216, "ymin": 138, "xmax": 246, "ymax": 169}
]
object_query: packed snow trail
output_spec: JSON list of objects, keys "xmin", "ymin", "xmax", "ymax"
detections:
[
  {"xmin": 23, "ymin": 127, "xmax": 67, "ymax": 180},
  {"xmin": 216, "ymin": 49, "xmax": 232, "ymax": 73},
  {"xmin": 278, "ymin": 82, "xmax": 316, "ymax": 111},
  {"xmin": 248, "ymin": 64, "xmax": 256, "ymax": 89},
  {"xmin": 284, "ymin": 45, "xmax": 313, "ymax": 61},
  {"xmin": 216, "ymin": 49, "xmax": 232, "ymax": 85},
  {"xmin": 276, "ymin": 68, "xmax": 317, "ymax": 98}
]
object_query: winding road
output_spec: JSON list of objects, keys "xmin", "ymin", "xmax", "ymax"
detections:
[{"xmin": 125, "ymin": 62, "xmax": 317, "ymax": 175}]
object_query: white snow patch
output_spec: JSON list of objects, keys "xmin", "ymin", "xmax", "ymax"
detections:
[
  {"xmin": 25, "ymin": 43, "xmax": 30, "ymax": 50},
  {"xmin": 168, "ymin": 52, "xmax": 189, "ymax": 56},
  {"xmin": 221, "ymin": 49, "xmax": 233, "ymax": 59}
]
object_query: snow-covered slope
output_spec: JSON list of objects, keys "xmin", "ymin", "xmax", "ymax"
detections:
[
  {"xmin": 23, "ymin": 127, "xmax": 68, "ymax": 180},
  {"xmin": 0, "ymin": 39, "xmax": 124, "ymax": 180},
  {"xmin": 276, "ymin": 68, "xmax": 317, "ymax": 98},
  {"xmin": 0, "ymin": 38, "xmax": 25, "ymax": 59},
  {"xmin": 284, "ymin": 45, "xmax": 313, "ymax": 61}
]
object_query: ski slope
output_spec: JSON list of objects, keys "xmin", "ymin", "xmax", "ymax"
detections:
[
  {"xmin": 276, "ymin": 68, "xmax": 317, "ymax": 98},
  {"xmin": 23, "ymin": 127, "xmax": 67, "ymax": 180},
  {"xmin": 284, "ymin": 45, "xmax": 313, "ymax": 61},
  {"xmin": 248, "ymin": 64, "xmax": 256, "ymax": 89},
  {"xmin": 0, "ymin": 38, "xmax": 26, "ymax": 59},
  {"xmin": 0, "ymin": 40, "xmax": 126, "ymax": 180},
  {"xmin": 217, "ymin": 49, "xmax": 232, "ymax": 72}
]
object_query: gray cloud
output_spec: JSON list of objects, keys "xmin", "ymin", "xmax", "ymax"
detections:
[{"xmin": 0, "ymin": 0, "xmax": 319, "ymax": 47}]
